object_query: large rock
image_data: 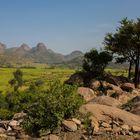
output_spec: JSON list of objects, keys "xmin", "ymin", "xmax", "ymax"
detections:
[
  {"xmin": 62, "ymin": 120, "xmax": 77, "ymax": 132},
  {"xmin": 130, "ymin": 102, "xmax": 140, "ymax": 116},
  {"xmin": 80, "ymin": 104, "xmax": 140, "ymax": 127},
  {"xmin": 121, "ymin": 83, "xmax": 135, "ymax": 92},
  {"xmin": 77, "ymin": 87, "xmax": 96, "ymax": 102},
  {"xmin": 132, "ymin": 126, "xmax": 140, "ymax": 132},
  {"xmin": 89, "ymin": 96, "xmax": 121, "ymax": 107},
  {"xmin": 104, "ymin": 75, "xmax": 130, "ymax": 86}
]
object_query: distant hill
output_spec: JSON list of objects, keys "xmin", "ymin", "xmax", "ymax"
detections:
[{"xmin": 0, "ymin": 42, "xmax": 84, "ymax": 67}]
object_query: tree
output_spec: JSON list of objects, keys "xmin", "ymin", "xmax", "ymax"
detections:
[
  {"xmin": 9, "ymin": 69, "xmax": 23, "ymax": 91},
  {"xmin": 83, "ymin": 49, "xmax": 112, "ymax": 77},
  {"xmin": 104, "ymin": 18, "xmax": 140, "ymax": 87}
]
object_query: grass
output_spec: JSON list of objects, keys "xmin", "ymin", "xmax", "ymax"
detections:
[
  {"xmin": 0, "ymin": 68, "xmax": 75, "ymax": 93},
  {"xmin": 105, "ymin": 68, "xmax": 129, "ymax": 77},
  {"xmin": 0, "ymin": 67, "xmax": 129, "ymax": 93}
]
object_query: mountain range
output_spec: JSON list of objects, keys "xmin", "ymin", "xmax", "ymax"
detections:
[{"xmin": 0, "ymin": 42, "xmax": 84, "ymax": 67}]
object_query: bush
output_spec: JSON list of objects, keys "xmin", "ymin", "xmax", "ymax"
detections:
[
  {"xmin": 22, "ymin": 81, "xmax": 83, "ymax": 136},
  {"xmin": 0, "ymin": 108, "xmax": 14, "ymax": 120},
  {"xmin": 83, "ymin": 49, "xmax": 112, "ymax": 77}
]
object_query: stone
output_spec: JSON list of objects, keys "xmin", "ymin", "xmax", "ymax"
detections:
[
  {"xmin": 104, "ymin": 128, "xmax": 112, "ymax": 132},
  {"xmin": 13, "ymin": 112, "xmax": 26, "ymax": 120},
  {"xmin": 0, "ymin": 128, "xmax": 6, "ymax": 133},
  {"xmin": 17, "ymin": 134, "xmax": 31, "ymax": 140},
  {"xmin": 132, "ymin": 125, "xmax": 140, "ymax": 132},
  {"xmin": 62, "ymin": 120, "xmax": 77, "ymax": 132},
  {"xmin": 52, "ymin": 127, "xmax": 61, "ymax": 134},
  {"xmin": 7, "ymin": 126, "xmax": 12, "ymax": 131},
  {"xmin": 90, "ymin": 80, "xmax": 101, "ymax": 90},
  {"xmin": 72, "ymin": 118, "xmax": 81, "ymax": 125},
  {"xmin": 113, "ymin": 127, "xmax": 122, "ymax": 134},
  {"xmin": 101, "ymin": 122, "xmax": 110, "ymax": 128},
  {"xmin": 90, "ymin": 116, "xmax": 99, "ymax": 132},
  {"xmin": 121, "ymin": 83, "xmax": 135, "ymax": 92},
  {"xmin": 131, "ymin": 102, "xmax": 140, "ymax": 116},
  {"xmin": 81, "ymin": 135, "xmax": 88, "ymax": 140},
  {"xmin": 6, "ymin": 132, "xmax": 17, "ymax": 137},
  {"xmin": 121, "ymin": 124, "xmax": 130, "ymax": 131},
  {"xmin": 0, "ymin": 121, "xmax": 9, "ymax": 130},
  {"xmin": 9, "ymin": 120, "xmax": 18, "ymax": 127},
  {"xmin": 49, "ymin": 134, "xmax": 59, "ymax": 140},
  {"xmin": 0, "ymin": 134, "xmax": 8, "ymax": 140},
  {"xmin": 77, "ymin": 87, "xmax": 96, "ymax": 102}
]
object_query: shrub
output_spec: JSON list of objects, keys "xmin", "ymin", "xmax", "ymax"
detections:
[
  {"xmin": 22, "ymin": 81, "xmax": 83, "ymax": 136},
  {"xmin": 0, "ymin": 108, "xmax": 14, "ymax": 120},
  {"xmin": 9, "ymin": 69, "xmax": 23, "ymax": 91},
  {"xmin": 83, "ymin": 49, "xmax": 112, "ymax": 77}
]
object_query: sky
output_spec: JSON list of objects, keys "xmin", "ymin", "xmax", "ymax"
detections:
[{"xmin": 0, "ymin": 0, "xmax": 140, "ymax": 54}]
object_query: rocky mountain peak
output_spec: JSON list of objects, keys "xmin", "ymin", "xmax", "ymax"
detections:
[
  {"xmin": 0, "ymin": 42, "xmax": 6, "ymax": 54},
  {"xmin": 19, "ymin": 43, "xmax": 30, "ymax": 51},
  {"xmin": 36, "ymin": 43, "xmax": 47, "ymax": 51}
]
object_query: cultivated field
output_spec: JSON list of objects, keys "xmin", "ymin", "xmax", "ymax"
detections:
[
  {"xmin": 0, "ymin": 68, "xmax": 75, "ymax": 93},
  {"xmin": 0, "ymin": 67, "xmax": 130, "ymax": 93}
]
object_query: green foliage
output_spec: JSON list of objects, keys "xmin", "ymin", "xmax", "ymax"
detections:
[
  {"xmin": 83, "ymin": 49, "xmax": 112, "ymax": 77},
  {"xmin": 22, "ymin": 81, "xmax": 83, "ymax": 136},
  {"xmin": 121, "ymin": 100, "xmax": 133, "ymax": 110},
  {"xmin": 0, "ymin": 108, "xmax": 14, "ymax": 120},
  {"xmin": 104, "ymin": 17, "xmax": 140, "ymax": 87},
  {"xmin": 9, "ymin": 69, "xmax": 23, "ymax": 91}
]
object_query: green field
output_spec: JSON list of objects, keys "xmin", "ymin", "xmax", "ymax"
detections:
[
  {"xmin": 0, "ymin": 68, "xmax": 75, "ymax": 93},
  {"xmin": 0, "ymin": 67, "xmax": 129, "ymax": 93}
]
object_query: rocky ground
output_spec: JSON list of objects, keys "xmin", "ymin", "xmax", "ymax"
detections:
[{"xmin": 1, "ymin": 75, "xmax": 140, "ymax": 139}]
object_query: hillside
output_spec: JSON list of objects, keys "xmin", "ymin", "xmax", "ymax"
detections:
[{"xmin": 0, "ymin": 42, "xmax": 83, "ymax": 67}]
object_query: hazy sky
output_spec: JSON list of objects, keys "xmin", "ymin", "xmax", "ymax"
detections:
[{"xmin": 0, "ymin": 0, "xmax": 140, "ymax": 54}]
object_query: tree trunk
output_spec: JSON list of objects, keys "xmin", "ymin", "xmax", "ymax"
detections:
[
  {"xmin": 128, "ymin": 61, "xmax": 132, "ymax": 80},
  {"xmin": 134, "ymin": 53, "xmax": 140, "ymax": 88}
]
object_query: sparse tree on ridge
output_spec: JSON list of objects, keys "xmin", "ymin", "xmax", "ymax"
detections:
[
  {"xmin": 83, "ymin": 49, "xmax": 112, "ymax": 77},
  {"xmin": 104, "ymin": 17, "xmax": 140, "ymax": 87}
]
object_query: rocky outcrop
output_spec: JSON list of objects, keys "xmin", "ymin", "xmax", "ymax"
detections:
[
  {"xmin": 89, "ymin": 96, "xmax": 121, "ymax": 107},
  {"xmin": 80, "ymin": 104, "xmax": 140, "ymax": 127},
  {"xmin": 121, "ymin": 83, "xmax": 135, "ymax": 92}
]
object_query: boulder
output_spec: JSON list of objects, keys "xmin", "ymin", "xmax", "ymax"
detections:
[
  {"xmin": 0, "ymin": 128, "xmax": 6, "ymax": 134},
  {"xmin": 62, "ymin": 120, "xmax": 77, "ymax": 132},
  {"xmin": 131, "ymin": 96, "xmax": 140, "ymax": 103},
  {"xmin": 117, "ymin": 93, "xmax": 132, "ymax": 104},
  {"xmin": 130, "ymin": 102, "xmax": 140, "ymax": 116},
  {"xmin": 80, "ymin": 104, "xmax": 140, "ymax": 127},
  {"xmin": 101, "ymin": 122, "xmax": 110, "ymax": 128},
  {"xmin": 49, "ymin": 134, "xmax": 60, "ymax": 140},
  {"xmin": 121, "ymin": 83, "xmax": 135, "ymax": 92},
  {"xmin": 121, "ymin": 124, "xmax": 130, "ymax": 131},
  {"xmin": 90, "ymin": 80, "xmax": 101, "ymax": 90},
  {"xmin": 72, "ymin": 118, "xmax": 81, "ymax": 125},
  {"xmin": 104, "ymin": 75, "xmax": 130, "ymax": 86},
  {"xmin": 9, "ymin": 120, "xmax": 18, "ymax": 127},
  {"xmin": 89, "ymin": 96, "xmax": 121, "ymax": 107},
  {"xmin": 132, "ymin": 126, "xmax": 140, "ymax": 132},
  {"xmin": 77, "ymin": 87, "xmax": 96, "ymax": 102},
  {"xmin": 89, "ymin": 116, "xmax": 99, "ymax": 132},
  {"xmin": 13, "ymin": 112, "xmax": 26, "ymax": 120}
]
